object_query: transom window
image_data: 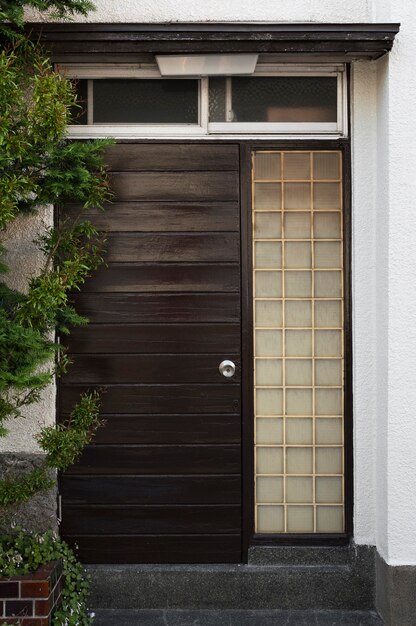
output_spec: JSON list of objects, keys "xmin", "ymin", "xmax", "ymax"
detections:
[{"xmin": 58, "ymin": 62, "xmax": 347, "ymax": 137}]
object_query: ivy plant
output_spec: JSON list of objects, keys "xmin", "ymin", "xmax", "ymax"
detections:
[{"xmin": 0, "ymin": 528, "xmax": 94, "ymax": 625}]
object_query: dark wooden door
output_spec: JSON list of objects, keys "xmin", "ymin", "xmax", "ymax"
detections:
[{"xmin": 59, "ymin": 143, "xmax": 242, "ymax": 563}]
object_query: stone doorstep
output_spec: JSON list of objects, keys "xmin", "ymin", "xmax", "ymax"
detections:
[
  {"xmin": 0, "ymin": 560, "xmax": 63, "ymax": 626},
  {"xmin": 87, "ymin": 545, "xmax": 376, "ymax": 611},
  {"xmin": 92, "ymin": 609, "xmax": 385, "ymax": 626}
]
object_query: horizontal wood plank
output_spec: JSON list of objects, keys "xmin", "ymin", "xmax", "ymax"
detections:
[
  {"xmin": 110, "ymin": 172, "xmax": 239, "ymax": 202},
  {"xmin": 82, "ymin": 264, "xmax": 240, "ymax": 293},
  {"xmin": 60, "ymin": 475, "xmax": 241, "ymax": 504},
  {"xmin": 104, "ymin": 143, "xmax": 239, "ymax": 171},
  {"xmin": 62, "ymin": 354, "xmax": 241, "ymax": 384},
  {"xmin": 71, "ymin": 293, "xmax": 240, "ymax": 324},
  {"xmin": 88, "ymin": 414, "xmax": 241, "ymax": 444},
  {"xmin": 62, "ymin": 535, "xmax": 241, "ymax": 564},
  {"xmin": 62, "ymin": 504, "xmax": 241, "ymax": 534},
  {"xmin": 105, "ymin": 233, "xmax": 239, "ymax": 263},
  {"xmin": 64, "ymin": 324, "xmax": 240, "ymax": 353},
  {"xmin": 60, "ymin": 384, "xmax": 240, "ymax": 414},
  {"xmin": 62, "ymin": 202, "xmax": 240, "ymax": 232},
  {"xmin": 67, "ymin": 444, "xmax": 241, "ymax": 475}
]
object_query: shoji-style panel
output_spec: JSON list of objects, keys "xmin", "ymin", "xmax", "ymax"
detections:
[{"xmin": 252, "ymin": 150, "xmax": 344, "ymax": 534}]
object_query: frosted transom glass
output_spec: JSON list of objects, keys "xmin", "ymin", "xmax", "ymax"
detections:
[{"xmin": 253, "ymin": 150, "xmax": 344, "ymax": 534}]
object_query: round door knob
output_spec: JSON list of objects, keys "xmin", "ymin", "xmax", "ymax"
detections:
[{"xmin": 219, "ymin": 360, "xmax": 236, "ymax": 378}]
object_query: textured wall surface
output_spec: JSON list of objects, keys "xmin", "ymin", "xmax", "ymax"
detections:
[
  {"xmin": 0, "ymin": 207, "xmax": 56, "ymax": 454},
  {"xmin": 25, "ymin": 0, "xmax": 372, "ymax": 23}
]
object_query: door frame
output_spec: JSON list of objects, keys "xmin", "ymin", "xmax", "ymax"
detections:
[{"xmin": 56, "ymin": 137, "xmax": 352, "ymax": 563}]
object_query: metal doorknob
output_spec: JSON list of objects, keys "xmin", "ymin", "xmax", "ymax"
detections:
[{"xmin": 219, "ymin": 360, "xmax": 236, "ymax": 378}]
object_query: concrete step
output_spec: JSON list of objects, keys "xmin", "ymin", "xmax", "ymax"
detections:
[
  {"xmin": 87, "ymin": 546, "xmax": 375, "ymax": 611},
  {"xmin": 92, "ymin": 609, "xmax": 384, "ymax": 625}
]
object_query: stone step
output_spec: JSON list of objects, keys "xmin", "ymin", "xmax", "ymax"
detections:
[
  {"xmin": 92, "ymin": 609, "xmax": 384, "ymax": 625},
  {"xmin": 87, "ymin": 545, "xmax": 375, "ymax": 611}
]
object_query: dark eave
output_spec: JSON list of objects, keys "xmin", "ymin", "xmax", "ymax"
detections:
[{"xmin": 23, "ymin": 22, "xmax": 400, "ymax": 61}]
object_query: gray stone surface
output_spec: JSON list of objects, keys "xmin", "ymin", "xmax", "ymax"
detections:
[
  {"xmin": 92, "ymin": 609, "xmax": 384, "ymax": 625},
  {"xmin": 376, "ymin": 552, "xmax": 416, "ymax": 626},
  {"xmin": 88, "ymin": 545, "xmax": 375, "ymax": 611},
  {"xmin": 0, "ymin": 453, "xmax": 57, "ymax": 533}
]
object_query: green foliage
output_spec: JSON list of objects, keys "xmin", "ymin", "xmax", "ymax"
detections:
[
  {"xmin": 0, "ymin": 0, "xmax": 95, "ymax": 30},
  {"xmin": 0, "ymin": 529, "xmax": 93, "ymax": 625},
  {"xmin": 0, "ymin": 32, "xmax": 113, "ymax": 502}
]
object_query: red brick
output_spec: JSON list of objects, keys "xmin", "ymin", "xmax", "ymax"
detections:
[
  {"xmin": 5, "ymin": 599, "xmax": 33, "ymax": 616},
  {"xmin": 34, "ymin": 598, "xmax": 52, "ymax": 616},
  {"xmin": 0, "ymin": 582, "xmax": 19, "ymax": 599},
  {"xmin": 21, "ymin": 582, "xmax": 50, "ymax": 599}
]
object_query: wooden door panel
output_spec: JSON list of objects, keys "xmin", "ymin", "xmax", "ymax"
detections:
[
  {"xmin": 64, "ymin": 324, "xmax": 240, "ymax": 354},
  {"xmin": 61, "ymin": 475, "xmax": 241, "ymax": 504},
  {"xmin": 71, "ymin": 293, "xmax": 240, "ymax": 324},
  {"xmin": 62, "ymin": 354, "xmax": 241, "ymax": 384},
  {"xmin": 59, "ymin": 143, "xmax": 242, "ymax": 563}
]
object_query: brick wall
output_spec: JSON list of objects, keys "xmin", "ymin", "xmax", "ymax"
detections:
[{"xmin": 0, "ymin": 561, "xmax": 62, "ymax": 625}]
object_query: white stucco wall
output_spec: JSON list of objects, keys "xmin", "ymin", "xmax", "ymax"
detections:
[
  {"xmin": 14, "ymin": 0, "xmax": 416, "ymax": 566},
  {"xmin": 0, "ymin": 207, "xmax": 56, "ymax": 453}
]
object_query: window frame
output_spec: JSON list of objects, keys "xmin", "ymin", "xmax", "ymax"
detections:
[{"xmin": 58, "ymin": 62, "xmax": 347, "ymax": 139}]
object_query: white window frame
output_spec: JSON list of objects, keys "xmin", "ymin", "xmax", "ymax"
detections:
[{"xmin": 57, "ymin": 62, "xmax": 347, "ymax": 139}]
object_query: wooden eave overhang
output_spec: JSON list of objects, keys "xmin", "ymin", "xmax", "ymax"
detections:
[{"xmin": 23, "ymin": 22, "xmax": 400, "ymax": 61}]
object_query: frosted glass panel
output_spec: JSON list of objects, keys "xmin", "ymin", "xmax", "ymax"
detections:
[
  {"xmin": 316, "ymin": 447, "xmax": 343, "ymax": 474},
  {"xmin": 256, "ymin": 388, "xmax": 283, "ymax": 416},
  {"xmin": 285, "ymin": 360, "xmax": 313, "ymax": 386},
  {"xmin": 286, "ymin": 477, "xmax": 313, "ymax": 503},
  {"xmin": 256, "ymin": 359, "xmax": 283, "ymax": 386},
  {"xmin": 314, "ymin": 183, "xmax": 341, "ymax": 209},
  {"xmin": 315, "ymin": 359, "xmax": 342, "ymax": 386},
  {"xmin": 285, "ymin": 271, "xmax": 312, "ymax": 298},
  {"xmin": 285, "ymin": 242, "xmax": 312, "ymax": 268},
  {"xmin": 257, "ymin": 477, "xmax": 283, "ymax": 503},
  {"xmin": 254, "ymin": 153, "xmax": 281, "ymax": 180},
  {"xmin": 286, "ymin": 418, "xmax": 313, "ymax": 445},
  {"xmin": 285, "ymin": 330, "xmax": 312, "ymax": 357},
  {"xmin": 316, "ymin": 506, "xmax": 344, "ymax": 532},
  {"xmin": 285, "ymin": 300, "xmax": 312, "ymax": 327},
  {"xmin": 315, "ymin": 389, "xmax": 343, "ymax": 416},
  {"xmin": 257, "ymin": 506, "xmax": 284, "ymax": 532},
  {"xmin": 254, "ymin": 183, "xmax": 281, "ymax": 209},
  {"xmin": 314, "ymin": 213, "xmax": 341, "ymax": 239},
  {"xmin": 256, "ymin": 330, "xmax": 282, "ymax": 356},
  {"xmin": 254, "ymin": 212, "xmax": 282, "ymax": 239},
  {"xmin": 255, "ymin": 300, "xmax": 282, "ymax": 327},
  {"xmin": 255, "ymin": 271, "xmax": 282, "ymax": 297},
  {"xmin": 284, "ymin": 212, "xmax": 311, "ymax": 239},
  {"xmin": 286, "ymin": 447, "xmax": 313, "ymax": 474},
  {"xmin": 316, "ymin": 477, "xmax": 342, "ymax": 503},
  {"xmin": 287, "ymin": 506, "xmax": 314, "ymax": 532},
  {"xmin": 283, "ymin": 153, "xmax": 310, "ymax": 180},
  {"xmin": 313, "ymin": 152, "xmax": 340, "ymax": 180},
  {"xmin": 256, "ymin": 418, "xmax": 283, "ymax": 445},
  {"xmin": 286, "ymin": 389, "xmax": 313, "ymax": 415},
  {"xmin": 314, "ymin": 301, "xmax": 342, "ymax": 327},
  {"xmin": 93, "ymin": 79, "xmax": 199, "ymax": 123},
  {"xmin": 256, "ymin": 447, "xmax": 283, "ymax": 474},
  {"xmin": 315, "ymin": 418, "xmax": 343, "ymax": 445},
  {"xmin": 284, "ymin": 183, "xmax": 311, "ymax": 210},
  {"xmin": 255, "ymin": 242, "xmax": 282, "ymax": 268},
  {"xmin": 253, "ymin": 150, "xmax": 344, "ymax": 534},
  {"xmin": 315, "ymin": 330, "xmax": 342, "ymax": 357},
  {"xmin": 314, "ymin": 271, "xmax": 342, "ymax": 297}
]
